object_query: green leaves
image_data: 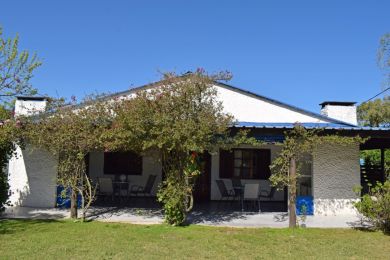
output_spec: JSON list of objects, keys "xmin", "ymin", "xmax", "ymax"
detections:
[
  {"xmin": 21, "ymin": 96, "xmax": 116, "ymax": 218},
  {"xmin": 0, "ymin": 115, "xmax": 22, "ymax": 211},
  {"xmin": 0, "ymin": 26, "xmax": 42, "ymax": 108},
  {"xmin": 105, "ymin": 71, "xmax": 239, "ymax": 225},
  {"xmin": 357, "ymin": 97, "xmax": 390, "ymax": 127},
  {"xmin": 354, "ymin": 180, "xmax": 390, "ymax": 233},
  {"xmin": 269, "ymin": 124, "xmax": 364, "ymax": 198}
]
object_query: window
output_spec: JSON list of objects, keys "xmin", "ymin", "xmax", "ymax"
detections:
[
  {"xmin": 219, "ymin": 149, "xmax": 271, "ymax": 179},
  {"xmin": 103, "ymin": 152, "xmax": 142, "ymax": 175},
  {"xmin": 297, "ymin": 155, "xmax": 312, "ymax": 196}
]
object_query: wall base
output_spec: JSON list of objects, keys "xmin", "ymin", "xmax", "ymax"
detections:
[{"xmin": 314, "ymin": 199, "xmax": 359, "ymax": 215}]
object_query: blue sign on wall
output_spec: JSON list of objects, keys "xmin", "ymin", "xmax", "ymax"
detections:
[
  {"xmin": 56, "ymin": 186, "xmax": 82, "ymax": 208},
  {"xmin": 296, "ymin": 196, "xmax": 314, "ymax": 215}
]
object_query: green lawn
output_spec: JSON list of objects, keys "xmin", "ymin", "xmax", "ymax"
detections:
[{"xmin": 0, "ymin": 219, "xmax": 389, "ymax": 259}]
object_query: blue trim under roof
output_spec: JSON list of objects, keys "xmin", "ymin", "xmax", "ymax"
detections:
[{"xmin": 236, "ymin": 122, "xmax": 390, "ymax": 131}]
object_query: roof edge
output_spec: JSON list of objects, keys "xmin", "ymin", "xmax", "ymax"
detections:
[
  {"xmin": 73, "ymin": 76, "xmax": 358, "ymax": 127},
  {"xmin": 214, "ymin": 82, "xmax": 357, "ymax": 127}
]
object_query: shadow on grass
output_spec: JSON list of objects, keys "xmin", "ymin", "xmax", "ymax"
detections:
[
  {"xmin": 347, "ymin": 218, "xmax": 390, "ymax": 236},
  {"xmin": 0, "ymin": 219, "xmax": 60, "ymax": 235},
  {"xmin": 86, "ymin": 206, "xmax": 163, "ymax": 221}
]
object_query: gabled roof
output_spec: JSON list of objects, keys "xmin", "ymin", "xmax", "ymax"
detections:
[
  {"xmin": 103, "ymin": 78, "xmax": 357, "ymax": 127},
  {"xmin": 215, "ymin": 82, "xmax": 357, "ymax": 127}
]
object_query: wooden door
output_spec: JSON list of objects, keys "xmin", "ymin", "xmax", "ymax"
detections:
[{"xmin": 193, "ymin": 152, "xmax": 211, "ymax": 202}]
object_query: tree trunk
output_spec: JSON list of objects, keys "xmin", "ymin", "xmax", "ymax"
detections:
[
  {"xmin": 70, "ymin": 189, "xmax": 78, "ymax": 219},
  {"xmin": 289, "ymin": 157, "xmax": 297, "ymax": 228}
]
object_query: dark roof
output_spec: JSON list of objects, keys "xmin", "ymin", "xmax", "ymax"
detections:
[
  {"xmin": 16, "ymin": 96, "xmax": 48, "ymax": 101},
  {"xmin": 319, "ymin": 101, "xmax": 357, "ymax": 108}
]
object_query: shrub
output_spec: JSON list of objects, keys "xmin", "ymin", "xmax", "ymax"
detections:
[
  {"xmin": 157, "ymin": 176, "xmax": 187, "ymax": 226},
  {"xmin": 354, "ymin": 181, "xmax": 390, "ymax": 233}
]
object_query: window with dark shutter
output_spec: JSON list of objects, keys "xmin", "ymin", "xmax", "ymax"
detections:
[
  {"xmin": 255, "ymin": 149, "xmax": 271, "ymax": 179},
  {"xmin": 219, "ymin": 148, "xmax": 271, "ymax": 180},
  {"xmin": 104, "ymin": 152, "xmax": 142, "ymax": 175},
  {"xmin": 219, "ymin": 149, "xmax": 234, "ymax": 178}
]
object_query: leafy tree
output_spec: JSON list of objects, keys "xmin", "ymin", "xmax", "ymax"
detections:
[
  {"xmin": 0, "ymin": 26, "xmax": 41, "ymax": 211},
  {"xmin": 357, "ymin": 97, "xmax": 390, "ymax": 127},
  {"xmin": 354, "ymin": 181, "xmax": 390, "ymax": 234},
  {"xmin": 378, "ymin": 33, "xmax": 390, "ymax": 88},
  {"xmin": 270, "ymin": 124, "xmax": 363, "ymax": 228},
  {"xmin": 0, "ymin": 119, "xmax": 21, "ymax": 211},
  {"xmin": 353, "ymin": 34, "xmax": 390, "ymax": 231},
  {"xmin": 105, "ymin": 70, "xmax": 257, "ymax": 225},
  {"xmin": 0, "ymin": 26, "xmax": 41, "ymax": 107},
  {"xmin": 22, "ymin": 97, "xmax": 114, "ymax": 220}
]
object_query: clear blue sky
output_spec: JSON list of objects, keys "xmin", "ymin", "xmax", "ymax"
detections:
[{"xmin": 1, "ymin": 0, "xmax": 389, "ymax": 112}]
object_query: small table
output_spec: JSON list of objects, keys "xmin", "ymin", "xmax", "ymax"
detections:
[{"xmin": 112, "ymin": 181, "xmax": 130, "ymax": 199}]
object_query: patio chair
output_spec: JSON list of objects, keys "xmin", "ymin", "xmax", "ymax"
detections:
[
  {"xmin": 231, "ymin": 179, "xmax": 243, "ymax": 200},
  {"xmin": 216, "ymin": 180, "xmax": 236, "ymax": 203},
  {"xmin": 98, "ymin": 177, "xmax": 114, "ymax": 201},
  {"xmin": 241, "ymin": 183, "xmax": 261, "ymax": 212},
  {"xmin": 129, "ymin": 175, "xmax": 157, "ymax": 197},
  {"xmin": 259, "ymin": 186, "xmax": 276, "ymax": 201}
]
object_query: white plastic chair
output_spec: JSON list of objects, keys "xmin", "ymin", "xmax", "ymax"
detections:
[{"xmin": 242, "ymin": 183, "xmax": 261, "ymax": 212}]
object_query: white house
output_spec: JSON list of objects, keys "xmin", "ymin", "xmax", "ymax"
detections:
[{"xmin": 7, "ymin": 80, "xmax": 390, "ymax": 215}]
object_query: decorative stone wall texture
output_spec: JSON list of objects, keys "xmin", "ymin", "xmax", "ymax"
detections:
[{"xmin": 312, "ymin": 143, "xmax": 360, "ymax": 215}]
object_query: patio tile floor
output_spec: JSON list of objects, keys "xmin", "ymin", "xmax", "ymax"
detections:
[{"xmin": 2, "ymin": 198, "xmax": 364, "ymax": 228}]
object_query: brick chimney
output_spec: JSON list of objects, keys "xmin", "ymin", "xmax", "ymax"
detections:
[{"xmin": 320, "ymin": 101, "xmax": 357, "ymax": 125}]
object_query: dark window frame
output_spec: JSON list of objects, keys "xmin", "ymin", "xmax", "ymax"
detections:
[
  {"xmin": 103, "ymin": 151, "xmax": 143, "ymax": 176},
  {"xmin": 219, "ymin": 148, "xmax": 271, "ymax": 180}
]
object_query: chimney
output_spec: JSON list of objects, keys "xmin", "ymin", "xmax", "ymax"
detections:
[
  {"xmin": 14, "ymin": 96, "xmax": 48, "ymax": 117},
  {"xmin": 319, "ymin": 101, "xmax": 357, "ymax": 125}
]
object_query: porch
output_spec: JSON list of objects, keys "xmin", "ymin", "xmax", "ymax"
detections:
[
  {"xmin": 86, "ymin": 143, "xmax": 291, "ymax": 213},
  {"xmin": 2, "ymin": 203, "xmax": 362, "ymax": 228}
]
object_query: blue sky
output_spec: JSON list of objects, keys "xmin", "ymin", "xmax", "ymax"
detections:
[{"xmin": 1, "ymin": 0, "xmax": 389, "ymax": 112}]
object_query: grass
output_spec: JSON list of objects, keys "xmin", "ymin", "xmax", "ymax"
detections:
[{"xmin": 1, "ymin": 219, "xmax": 390, "ymax": 259}]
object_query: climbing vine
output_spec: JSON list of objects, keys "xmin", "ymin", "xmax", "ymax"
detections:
[{"xmin": 270, "ymin": 124, "xmax": 364, "ymax": 228}]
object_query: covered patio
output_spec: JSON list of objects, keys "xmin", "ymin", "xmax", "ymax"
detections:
[
  {"xmin": 2, "ymin": 203, "xmax": 362, "ymax": 228},
  {"xmin": 86, "ymin": 141, "xmax": 289, "ymax": 215}
]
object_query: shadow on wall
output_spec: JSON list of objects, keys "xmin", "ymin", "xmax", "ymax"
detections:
[
  {"xmin": 7, "ymin": 145, "xmax": 30, "ymax": 207},
  {"xmin": 9, "ymin": 147, "xmax": 57, "ymax": 208},
  {"xmin": 314, "ymin": 199, "xmax": 358, "ymax": 216},
  {"xmin": 1, "ymin": 207, "xmax": 67, "ymax": 221},
  {"xmin": 13, "ymin": 187, "xmax": 31, "ymax": 208}
]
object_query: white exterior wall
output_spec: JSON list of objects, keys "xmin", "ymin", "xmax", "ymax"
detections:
[
  {"xmin": 14, "ymin": 99, "xmax": 47, "ymax": 116},
  {"xmin": 320, "ymin": 105, "xmax": 357, "ymax": 125},
  {"xmin": 7, "ymin": 83, "xmax": 361, "ymax": 210},
  {"xmin": 312, "ymin": 143, "xmax": 360, "ymax": 215},
  {"xmin": 8, "ymin": 145, "xmax": 57, "ymax": 208},
  {"xmin": 88, "ymin": 151, "xmax": 162, "ymax": 195},
  {"xmin": 215, "ymin": 86, "xmax": 330, "ymax": 123},
  {"xmin": 210, "ymin": 144, "xmax": 285, "ymax": 201}
]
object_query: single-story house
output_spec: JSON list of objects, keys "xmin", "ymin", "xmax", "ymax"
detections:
[{"xmin": 7, "ymin": 79, "xmax": 390, "ymax": 215}]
